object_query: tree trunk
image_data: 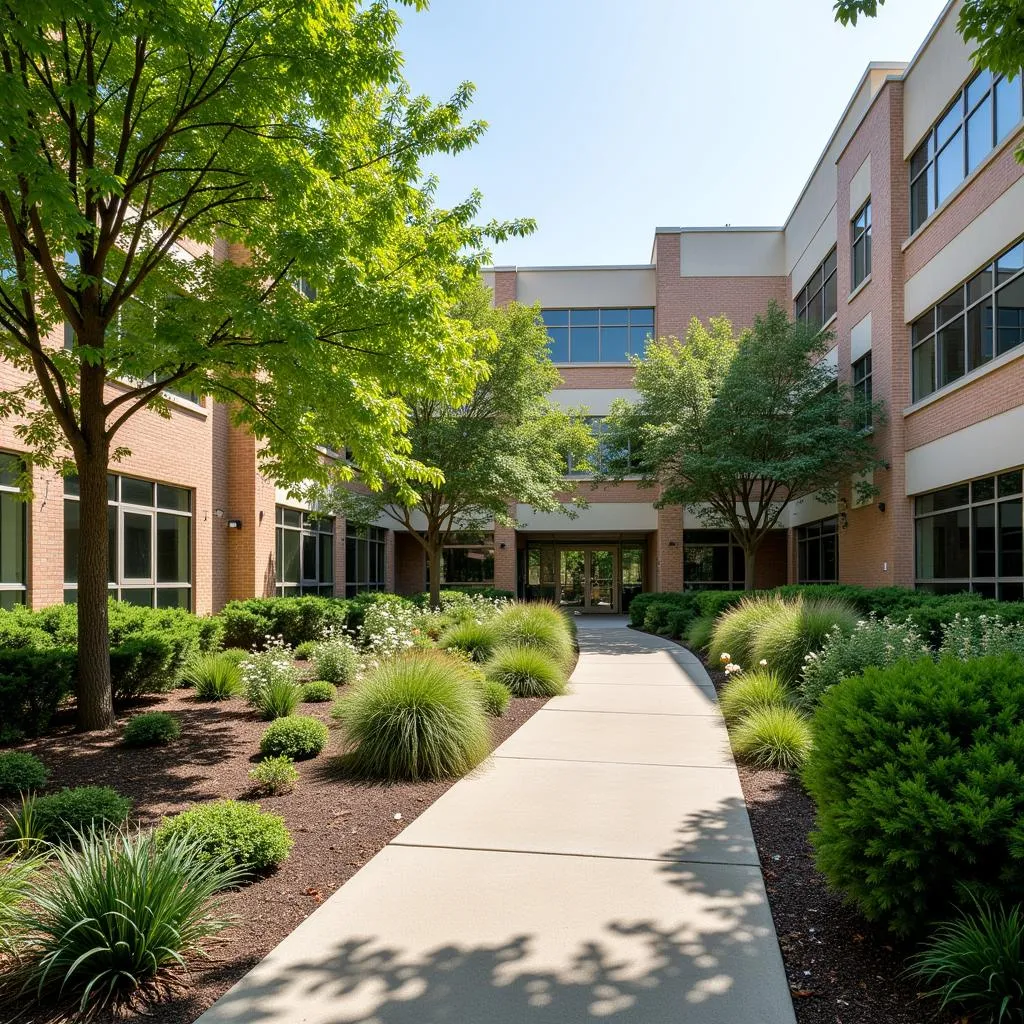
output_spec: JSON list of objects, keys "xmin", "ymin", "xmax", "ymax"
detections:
[
  {"xmin": 427, "ymin": 539, "xmax": 443, "ymax": 610},
  {"xmin": 743, "ymin": 544, "xmax": 758, "ymax": 592}
]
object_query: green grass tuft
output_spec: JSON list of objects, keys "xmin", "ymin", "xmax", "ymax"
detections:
[
  {"xmin": 730, "ymin": 705, "xmax": 812, "ymax": 771},
  {"xmin": 718, "ymin": 670, "xmax": 790, "ymax": 725},
  {"xmin": 491, "ymin": 603, "xmax": 574, "ymax": 668},
  {"xmin": 183, "ymin": 652, "xmax": 243, "ymax": 701},
  {"xmin": 751, "ymin": 597, "xmax": 858, "ymax": 686},
  {"xmin": 478, "ymin": 679, "xmax": 511, "ymax": 717},
  {"xmin": 684, "ymin": 614, "xmax": 717, "ymax": 654},
  {"xmin": 708, "ymin": 596, "xmax": 785, "ymax": 669},
  {"xmin": 485, "ymin": 645, "xmax": 566, "ymax": 698},
  {"xmin": 438, "ymin": 619, "xmax": 500, "ymax": 663}
]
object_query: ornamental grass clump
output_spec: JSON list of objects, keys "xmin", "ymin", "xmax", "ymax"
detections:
[
  {"xmin": 0, "ymin": 853, "xmax": 39, "ymax": 950},
  {"xmin": 478, "ymin": 679, "xmax": 511, "ymax": 717},
  {"xmin": 182, "ymin": 652, "xmax": 243, "ymax": 700},
  {"xmin": 730, "ymin": 705, "xmax": 812, "ymax": 771},
  {"xmin": 485, "ymin": 645, "xmax": 566, "ymax": 698},
  {"xmin": 334, "ymin": 652, "xmax": 490, "ymax": 781},
  {"xmin": 685, "ymin": 614, "xmax": 716, "ymax": 654},
  {"xmin": 804, "ymin": 654, "xmax": 1024, "ymax": 937},
  {"xmin": 0, "ymin": 751, "xmax": 48, "ymax": 796},
  {"xmin": 258, "ymin": 715, "xmax": 328, "ymax": 760},
  {"xmin": 122, "ymin": 711, "xmax": 180, "ymax": 747},
  {"xmin": 719, "ymin": 669, "xmax": 790, "ymax": 725},
  {"xmin": 492, "ymin": 603, "xmax": 574, "ymax": 668},
  {"xmin": 8, "ymin": 828, "xmax": 241, "ymax": 1018},
  {"xmin": 241, "ymin": 639, "xmax": 300, "ymax": 719},
  {"xmin": 438, "ymin": 619, "xmax": 500, "ymax": 663},
  {"xmin": 708, "ymin": 596, "xmax": 785, "ymax": 669}
]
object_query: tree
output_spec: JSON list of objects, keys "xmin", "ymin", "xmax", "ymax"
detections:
[
  {"xmin": 604, "ymin": 303, "xmax": 885, "ymax": 590},
  {"xmin": 0, "ymin": 0, "xmax": 530, "ymax": 730},
  {"xmin": 325, "ymin": 283, "xmax": 595, "ymax": 608}
]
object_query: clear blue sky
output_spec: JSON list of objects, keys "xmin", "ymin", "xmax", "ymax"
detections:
[{"xmin": 396, "ymin": 0, "xmax": 949, "ymax": 266}]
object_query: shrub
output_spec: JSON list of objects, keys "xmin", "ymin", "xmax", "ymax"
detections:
[
  {"xmin": 627, "ymin": 592, "xmax": 697, "ymax": 630},
  {"xmin": 155, "ymin": 799, "xmax": 292, "ymax": 873},
  {"xmin": 0, "ymin": 611, "xmax": 56, "ymax": 650},
  {"xmin": 708, "ymin": 596, "xmax": 784, "ymax": 669},
  {"xmin": 241, "ymin": 640, "xmax": 300, "ymax": 719},
  {"xmin": 10, "ymin": 787, "xmax": 132, "ymax": 847},
  {"xmin": 719, "ymin": 670, "xmax": 790, "ymax": 725},
  {"xmin": 685, "ymin": 614, "xmax": 716, "ymax": 653},
  {"xmin": 300, "ymin": 680, "xmax": 336, "ymax": 703},
  {"xmin": 259, "ymin": 715, "xmax": 328, "ymax": 760},
  {"xmin": 248, "ymin": 756, "xmax": 300, "ymax": 795},
  {"xmin": 294, "ymin": 640, "xmax": 317, "ymax": 661},
  {"xmin": 940, "ymin": 613, "xmax": 1024, "ymax": 661},
  {"xmin": 439, "ymin": 619, "xmax": 500, "ymax": 663},
  {"xmin": 311, "ymin": 635, "xmax": 360, "ymax": 685},
  {"xmin": 485, "ymin": 645, "xmax": 566, "ymax": 698},
  {"xmin": 730, "ymin": 705, "xmax": 812, "ymax": 771},
  {"xmin": 110, "ymin": 633, "xmax": 175, "ymax": 702},
  {"xmin": 910, "ymin": 898, "xmax": 1024, "ymax": 1024},
  {"xmin": 218, "ymin": 596, "xmax": 350, "ymax": 650},
  {"xmin": 334, "ymin": 652, "xmax": 490, "ymax": 781},
  {"xmin": 359, "ymin": 599, "xmax": 431, "ymax": 660},
  {"xmin": 183, "ymin": 652, "xmax": 243, "ymax": 701},
  {"xmin": 750, "ymin": 597, "xmax": 859, "ymax": 687},
  {"xmin": 492, "ymin": 603, "xmax": 574, "ymax": 668},
  {"xmin": 122, "ymin": 712, "xmax": 180, "ymax": 747},
  {"xmin": 0, "ymin": 752, "xmax": 48, "ymax": 796},
  {"xmin": 478, "ymin": 679, "xmax": 511, "ymax": 717},
  {"xmin": 799, "ymin": 615, "xmax": 928, "ymax": 709},
  {"xmin": 0, "ymin": 648, "xmax": 76, "ymax": 740},
  {"xmin": 804, "ymin": 655, "xmax": 1024, "ymax": 936},
  {"xmin": 220, "ymin": 647, "xmax": 250, "ymax": 666},
  {"xmin": 10, "ymin": 828, "xmax": 240, "ymax": 1017}
]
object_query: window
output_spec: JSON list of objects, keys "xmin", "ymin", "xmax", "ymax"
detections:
[
  {"xmin": 541, "ymin": 307, "xmax": 654, "ymax": 364},
  {"xmin": 0, "ymin": 454, "xmax": 26, "ymax": 609},
  {"xmin": 345, "ymin": 524, "xmax": 386, "ymax": 597},
  {"xmin": 64, "ymin": 474, "xmax": 192, "ymax": 608},
  {"xmin": 910, "ymin": 70, "xmax": 1024, "ymax": 233},
  {"xmin": 683, "ymin": 530, "xmax": 745, "ymax": 591},
  {"xmin": 915, "ymin": 470, "xmax": 1023, "ymax": 600},
  {"xmin": 428, "ymin": 533, "xmax": 494, "ymax": 588},
  {"xmin": 293, "ymin": 277, "xmax": 317, "ymax": 301},
  {"xmin": 276, "ymin": 507, "xmax": 334, "ymax": 596},
  {"xmin": 851, "ymin": 202, "xmax": 872, "ymax": 290},
  {"xmin": 911, "ymin": 237, "xmax": 1024, "ymax": 402},
  {"xmin": 566, "ymin": 417, "xmax": 635, "ymax": 476},
  {"xmin": 794, "ymin": 247, "xmax": 838, "ymax": 326},
  {"xmin": 797, "ymin": 518, "xmax": 838, "ymax": 583},
  {"xmin": 852, "ymin": 351, "xmax": 873, "ymax": 429}
]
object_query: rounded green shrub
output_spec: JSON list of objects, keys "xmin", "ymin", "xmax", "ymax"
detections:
[
  {"xmin": 122, "ymin": 711, "xmax": 180, "ymax": 747},
  {"xmin": 719, "ymin": 670, "xmax": 790, "ymax": 725},
  {"xmin": 220, "ymin": 647, "xmax": 250, "ymax": 666},
  {"xmin": 11, "ymin": 786, "xmax": 132, "ymax": 847},
  {"xmin": 439, "ymin": 619, "xmax": 500, "ymax": 663},
  {"xmin": 478, "ymin": 679, "xmax": 511, "ymax": 717},
  {"xmin": 708, "ymin": 596, "xmax": 785, "ymax": 669},
  {"xmin": 294, "ymin": 640, "xmax": 317, "ymax": 661},
  {"xmin": 248, "ymin": 756, "xmax": 300, "ymax": 795},
  {"xmin": 751, "ymin": 597, "xmax": 858, "ymax": 686},
  {"xmin": 804, "ymin": 655, "xmax": 1024, "ymax": 937},
  {"xmin": 258, "ymin": 715, "xmax": 328, "ymax": 760},
  {"xmin": 12, "ymin": 828, "xmax": 240, "ymax": 1017},
  {"xmin": 485, "ymin": 645, "xmax": 566, "ymax": 698},
  {"xmin": 492, "ymin": 603, "xmax": 574, "ymax": 668},
  {"xmin": 300, "ymin": 680, "xmax": 336, "ymax": 703},
  {"xmin": 335, "ymin": 652, "xmax": 490, "ymax": 781},
  {"xmin": 155, "ymin": 799, "xmax": 292, "ymax": 873},
  {"xmin": 183, "ymin": 652, "xmax": 243, "ymax": 701},
  {"xmin": 0, "ymin": 751, "xmax": 48, "ymax": 796},
  {"xmin": 730, "ymin": 705, "xmax": 812, "ymax": 771}
]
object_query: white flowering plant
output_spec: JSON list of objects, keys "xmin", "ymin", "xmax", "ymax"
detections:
[
  {"xmin": 939, "ymin": 612, "xmax": 1024, "ymax": 661},
  {"xmin": 311, "ymin": 630, "xmax": 362, "ymax": 685},
  {"xmin": 241, "ymin": 635, "xmax": 299, "ymax": 706},
  {"xmin": 359, "ymin": 601, "xmax": 433, "ymax": 662}
]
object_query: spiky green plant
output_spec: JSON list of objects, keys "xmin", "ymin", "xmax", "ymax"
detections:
[
  {"xmin": 252, "ymin": 675, "xmax": 300, "ymax": 720},
  {"xmin": 719, "ymin": 669, "xmax": 791, "ymax": 725},
  {"xmin": 685, "ymin": 614, "xmax": 716, "ymax": 654},
  {"xmin": 708, "ymin": 596, "xmax": 785, "ymax": 669},
  {"xmin": 751, "ymin": 597, "xmax": 858, "ymax": 686},
  {"xmin": 438, "ymin": 619, "xmax": 500, "ymax": 663},
  {"xmin": 492, "ymin": 603, "xmax": 574, "ymax": 668},
  {"xmin": 478, "ymin": 679, "xmax": 511, "ymax": 717},
  {"xmin": 0, "ymin": 853, "xmax": 41, "ymax": 950},
  {"xmin": 730, "ymin": 705, "xmax": 812, "ymax": 771},
  {"xmin": 183, "ymin": 652, "xmax": 243, "ymax": 701},
  {"xmin": 485, "ymin": 645, "xmax": 566, "ymax": 698}
]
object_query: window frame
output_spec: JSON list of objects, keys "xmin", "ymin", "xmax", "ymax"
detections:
[
  {"xmin": 682, "ymin": 530, "xmax": 745, "ymax": 591},
  {"xmin": 540, "ymin": 307, "xmax": 654, "ymax": 365},
  {"xmin": 796, "ymin": 517, "xmax": 839, "ymax": 584},
  {"xmin": 794, "ymin": 247, "xmax": 838, "ymax": 327},
  {"xmin": 344, "ymin": 523, "xmax": 386, "ymax": 598},
  {"xmin": 852, "ymin": 350, "xmax": 873, "ymax": 430},
  {"xmin": 851, "ymin": 201, "xmax": 872, "ymax": 290},
  {"xmin": 0, "ymin": 453, "xmax": 27, "ymax": 608},
  {"xmin": 275, "ymin": 506, "xmax": 335, "ymax": 597}
]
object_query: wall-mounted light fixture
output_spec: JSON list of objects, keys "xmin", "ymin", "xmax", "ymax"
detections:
[
  {"xmin": 668, "ymin": 540, "xmax": 677, "ymax": 547},
  {"xmin": 877, "ymin": 502, "xmax": 886, "ymax": 513},
  {"xmin": 499, "ymin": 542, "xmax": 507, "ymax": 550},
  {"xmin": 838, "ymin": 497, "xmax": 849, "ymax": 513},
  {"xmin": 227, "ymin": 518, "xmax": 243, "ymax": 530}
]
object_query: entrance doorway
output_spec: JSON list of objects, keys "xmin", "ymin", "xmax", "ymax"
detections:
[{"xmin": 558, "ymin": 547, "xmax": 618, "ymax": 613}]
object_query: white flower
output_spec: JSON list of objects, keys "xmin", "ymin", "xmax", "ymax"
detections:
[
  {"xmin": 719, "ymin": 653, "xmax": 731, "ymax": 663},
  {"xmin": 759, "ymin": 659, "xmax": 768, "ymax": 667}
]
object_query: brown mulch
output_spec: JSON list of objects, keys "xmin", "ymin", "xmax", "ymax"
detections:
[{"xmin": 6, "ymin": 685, "xmax": 548, "ymax": 1024}]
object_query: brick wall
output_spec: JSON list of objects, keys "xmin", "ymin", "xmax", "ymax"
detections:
[
  {"xmin": 655, "ymin": 505, "xmax": 683, "ymax": 591},
  {"xmin": 753, "ymin": 532, "xmax": 788, "ymax": 589}
]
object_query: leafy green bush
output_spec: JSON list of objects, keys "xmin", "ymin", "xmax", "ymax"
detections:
[
  {"xmin": 940, "ymin": 613, "xmax": 1024, "ymax": 661},
  {"xmin": 478, "ymin": 679, "xmax": 511, "ymax": 717},
  {"xmin": 492, "ymin": 603, "xmax": 574, "ymax": 668},
  {"xmin": 335, "ymin": 652, "xmax": 490, "ymax": 781},
  {"xmin": 439, "ymin": 619, "xmax": 500, "ymax": 663},
  {"xmin": 183, "ymin": 652, "xmax": 243, "ymax": 700},
  {"xmin": 220, "ymin": 647, "xmax": 250, "ymax": 666},
  {"xmin": 10, "ymin": 828, "xmax": 240, "ymax": 1017},
  {"xmin": 155, "ymin": 799, "xmax": 292, "ymax": 873},
  {"xmin": 910, "ymin": 898, "xmax": 1024, "ymax": 1024},
  {"xmin": 708, "ymin": 596, "xmax": 785, "ymax": 669},
  {"xmin": 685, "ymin": 614, "xmax": 716, "ymax": 653},
  {"xmin": 731, "ymin": 705, "xmax": 812, "ymax": 771},
  {"xmin": 11, "ymin": 787, "xmax": 132, "ymax": 847},
  {"xmin": 0, "ymin": 752, "xmax": 48, "ymax": 797},
  {"xmin": 311, "ymin": 635, "xmax": 360, "ymax": 685},
  {"xmin": 110, "ymin": 633, "xmax": 175, "ymax": 702},
  {"xmin": 259, "ymin": 715, "xmax": 328, "ymax": 760},
  {"xmin": 410, "ymin": 588, "xmax": 514, "ymax": 609},
  {"xmin": 300, "ymin": 680, "xmax": 336, "ymax": 703},
  {"xmin": 218, "ymin": 596, "xmax": 350, "ymax": 650},
  {"xmin": 485, "ymin": 645, "xmax": 566, "ymax": 698},
  {"xmin": 0, "ymin": 648, "xmax": 76, "ymax": 740},
  {"xmin": 122, "ymin": 712, "xmax": 180, "ymax": 747},
  {"xmin": 719, "ymin": 669, "xmax": 790, "ymax": 725},
  {"xmin": 799, "ymin": 615, "xmax": 928, "ymax": 709},
  {"xmin": 294, "ymin": 640, "xmax": 317, "ymax": 661},
  {"xmin": 804, "ymin": 655, "xmax": 1024, "ymax": 936},
  {"xmin": 0, "ymin": 611, "xmax": 56, "ymax": 650},
  {"xmin": 627, "ymin": 592, "xmax": 697, "ymax": 629},
  {"xmin": 248, "ymin": 756, "xmax": 300, "ymax": 795}
]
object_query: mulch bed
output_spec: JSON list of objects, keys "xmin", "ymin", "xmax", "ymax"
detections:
[
  {"xmin": 5, "ymin": 683, "xmax": 548, "ymax": 1024},
  {"xmin": 699, "ymin": 660, "xmax": 955, "ymax": 1024}
]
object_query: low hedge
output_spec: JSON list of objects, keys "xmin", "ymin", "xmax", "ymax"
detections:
[{"xmin": 217, "ymin": 596, "xmax": 350, "ymax": 650}]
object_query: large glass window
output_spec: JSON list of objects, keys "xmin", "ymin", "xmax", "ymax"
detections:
[
  {"xmin": 64, "ymin": 474, "xmax": 192, "ymax": 608},
  {"xmin": 0, "ymin": 454, "xmax": 26, "ymax": 609},
  {"xmin": 428, "ymin": 533, "xmax": 495, "ymax": 588},
  {"xmin": 911, "ymin": 237, "xmax": 1024, "ymax": 402},
  {"xmin": 345, "ymin": 523, "xmax": 386, "ymax": 598},
  {"xmin": 797, "ymin": 518, "xmax": 838, "ymax": 583},
  {"xmin": 683, "ymin": 530, "xmax": 745, "ymax": 591},
  {"xmin": 566, "ymin": 416, "xmax": 635, "ymax": 476},
  {"xmin": 910, "ymin": 70, "xmax": 1024, "ymax": 233},
  {"xmin": 794, "ymin": 247, "xmax": 838, "ymax": 327},
  {"xmin": 541, "ymin": 307, "xmax": 654, "ymax": 364},
  {"xmin": 851, "ymin": 202, "xmax": 872, "ymax": 290},
  {"xmin": 852, "ymin": 351, "xmax": 873, "ymax": 430},
  {"xmin": 276, "ymin": 507, "xmax": 334, "ymax": 596}
]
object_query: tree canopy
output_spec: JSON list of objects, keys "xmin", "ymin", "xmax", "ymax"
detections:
[
  {"xmin": 604, "ymin": 303, "xmax": 885, "ymax": 589},
  {"xmin": 327, "ymin": 282, "xmax": 595, "ymax": 606}
]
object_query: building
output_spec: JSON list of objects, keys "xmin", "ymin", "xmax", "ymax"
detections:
[{"xmin": 0, "ymin": 0, "xmax": 1021, "ymax": 615}]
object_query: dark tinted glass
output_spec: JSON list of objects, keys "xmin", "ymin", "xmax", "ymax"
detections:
[
  {"xmin": 910, "ymin": 140, "xmax": 930, "ymax": 178},
  {"xmin": 937, "ymin": 289, "xmax": 964, "ymax": 325},
  {"xmin": 973, "ymin": 504, "xmax": 997, "ymax": 576},
  {"xmin": 967, "ymin": 265, "xmax": 992, "ymax": 304},
  {"xmin": 938, "ymin": 319, "xmax": 966, "ymax": 387},
  {"xmin": 600, "ymin": 326, "xmax": 629, "ymax": 362},
  {"xmin": 999, "ymin": 500, "xmax": 1023, "ymax": 576},
  {"xmin": 996, "ymin": 75, "xmax": 1023, "ymax": 142},
  {"xmin": 156, "ymin": 512, "xmax": 190, "ymax": 583},
  {"xmin": 546, "ymin": 326, "xmax": 569, "ymax": 362},
  {"xmin": 912, "ymin": 340, "xmax": 936, "ymax": 402},
  {"xmin": 121, "ymin": 477, "xmax": 154, "ymax": 506},
  {"xmin": 915, "ymin": 508, "xmax": 970, "ymax": 578},
  {"xmin": 936, "ymin": 131, "xmax": 964, "ymax": 204},
  {"xmin": 972, "ymin": 477, "xmax": 996, "ymax": 502},
  {"xmin": 966, "ymin": 300, "xmax": 994, "ymax": 370},
  {"xmin": 996, "ymin": 275, "xmax": 1024, "ymax": 355},
  {"xmin": 157, "ymin": 484, "xmax": 190, "ymax": 512},
  {"xmin": 999, "ymin": 471, "xmax": 1023, "ymax": 497},
  {"xmin": 917, "ymin": 484, "xmax": 970, "ymax": 514},
  {"xmin": 122, "ymin": 511, "xmax": 152, "ymax": 579}
]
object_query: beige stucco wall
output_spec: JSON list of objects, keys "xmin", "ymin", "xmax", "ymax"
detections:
[
  {"xmin": 678, "ymin": 229, "xmax": 785, "ymax": 277},
  {"xmin": 515, "ymin": 267, "xmax": 655, "ymax": 307}
]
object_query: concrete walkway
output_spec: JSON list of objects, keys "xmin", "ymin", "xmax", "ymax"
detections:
[{"xmin": 197, "ymin": 618, "xmax": 796, "ymax": 1024}]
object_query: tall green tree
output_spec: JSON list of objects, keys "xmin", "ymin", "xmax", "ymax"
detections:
[
  {"xmin": 327, "ymin": 283, "xmax": 595, "ymax": 608},
  {"xmin": 604, "ymin": 303, "xmax": 885, "ymax": 590},
  {"xmin": 0, "ymin": 0, "xmax": 529, "ymax": 729}
]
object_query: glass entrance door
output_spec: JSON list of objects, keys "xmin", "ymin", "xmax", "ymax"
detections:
[{"xmin": 558, "ymin": 547, "xmax": 618, "ymax": 612}]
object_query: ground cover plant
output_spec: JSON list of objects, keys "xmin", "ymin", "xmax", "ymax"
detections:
[
  {"xmin": 259, "ymin": 716, "xmax": 329, "ymax": 760},
  {"xmin": 248, "ymin": 757, "xmax": 300, "ymax": 796}
]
